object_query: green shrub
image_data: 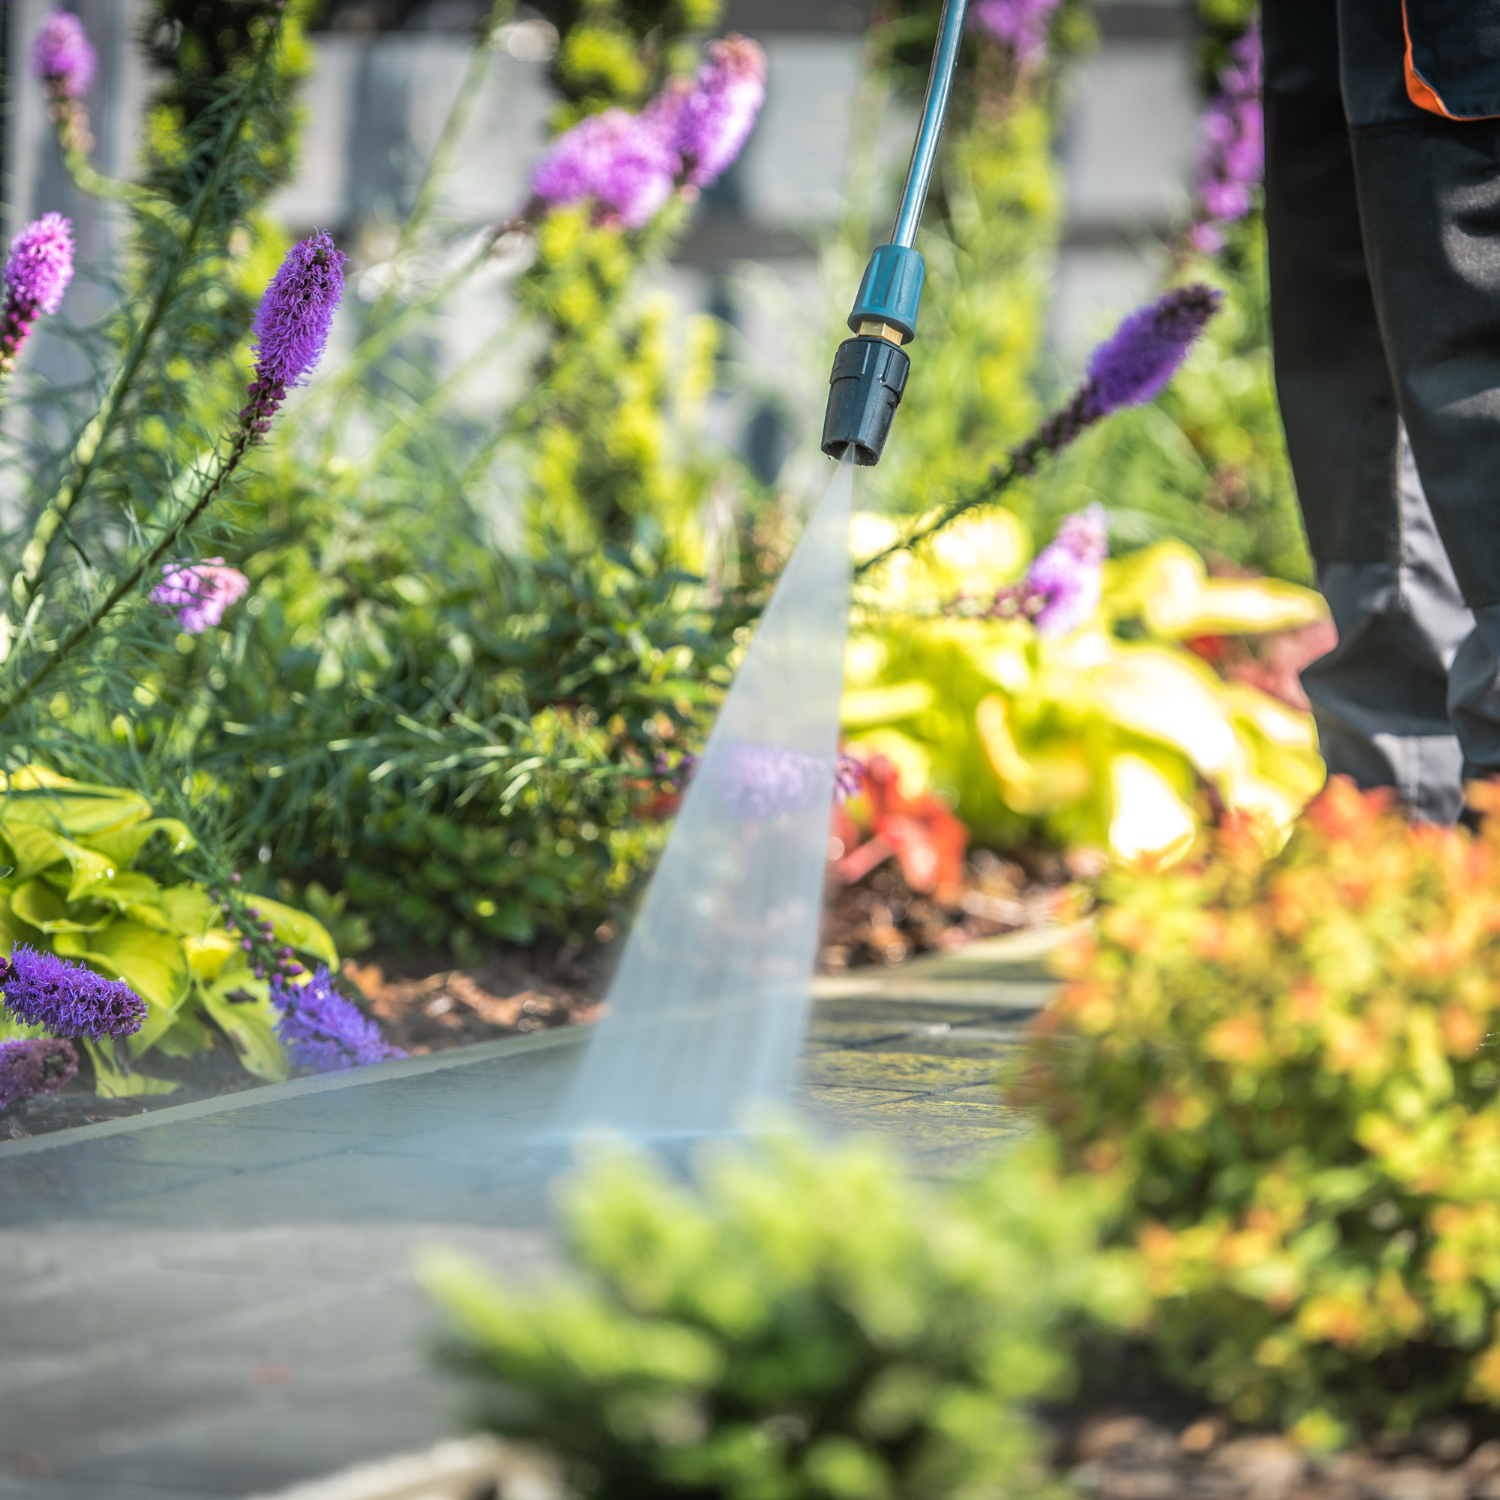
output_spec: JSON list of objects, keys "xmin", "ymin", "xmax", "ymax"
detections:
[
  {"xmin": 1024, "ymin": 776, "xmax": 1500, "ymax": 1441},
  {"xmin": 423, "ymin": 1130, "xmax": 1141, "ymax": 1500}
]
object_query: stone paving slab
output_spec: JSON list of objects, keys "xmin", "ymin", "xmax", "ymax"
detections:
[{"xmin": 0, "ymin": 928, "xmax": 1060, "ymax": 1498}]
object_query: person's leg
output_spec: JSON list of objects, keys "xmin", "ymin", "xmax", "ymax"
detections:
[
  {"xmin": 1337, "ymin": 0, "xmax": 1500, "ymax": 784},
  {"xmin": 1263, "ymin": 0, "xmax": 1471, "ymax": 820}
]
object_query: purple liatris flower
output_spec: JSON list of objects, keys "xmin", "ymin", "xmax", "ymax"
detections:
[
  {"xmin": 660, "ymin": 33, "xmax": 767, "ymax": 188},
  {"xmin": 0, "ymin": 1036, "xmax": 77, "ymax": 1109},
  {"xmin": 1021, "ymin": 504, "xmax": 1108, "ymax": 636},
  {"xmin": 1, "ymin": 945, "xmax": 146, "ymax": 1041},
  {"xmin": 834, "ymin": 752, "xmax": 866, "ymax": 805},
  {"xmin": 970, "ymin": 0, "xmax": 1060, "ymax": 63},
  {"xmin": 31, "ymin": 11, "xmax": 95, "ymax": 99},
  {"xmin": 242, "ymin": 230, "xmax": 345, "ymax": 441},
  {"xmin": 271, "ymin": 966, "xmax": 405, "ymax": 1073},
  {"xmin": 1010, "ymin": 285, "xmax": 1221, "ymax": 474},
  {"xmin": 1187, "ymin": 22, "xmax": 1262, "ymax": 254},
  {"xmin": 7, "ymin": 213, "xmax": 74, "ymax": 318},
  {"xmin": 150, "ymin": 558, "xmax": 250, "ymax": 634},
  {"xmin": 1084, "ymin": 284, "xmax": 1223, "ymax": 416},
  {"xmin": 531, "ymin": 108, "xmax": 680, "ymax": 229},
  {"xmin": 0, "ymin": 213, "xmax": 74, "ymax": 385}
]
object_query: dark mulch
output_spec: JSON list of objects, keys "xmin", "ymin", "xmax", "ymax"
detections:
[
  {"xmin": 817, "ymin": 847, "xmax": 1071, "ymax": 971},
  {"xmin": 1057, "ymin": 1410, "xmax": 1500, "ymax": 1500}
]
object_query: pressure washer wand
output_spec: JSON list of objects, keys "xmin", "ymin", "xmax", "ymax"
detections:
[{"xmin": 821, "ymin": 0, "xmax": 970, "ymax": 465}]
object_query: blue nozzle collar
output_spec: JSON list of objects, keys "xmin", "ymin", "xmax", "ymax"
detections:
[{"xmin": 847, "ymin": 244, "xmax": 926, "ymax": 344}]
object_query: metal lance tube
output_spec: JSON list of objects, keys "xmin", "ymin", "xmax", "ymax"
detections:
[{"xmin": 821, "ymin": 0, "xmax": 969, "ymax": 466}]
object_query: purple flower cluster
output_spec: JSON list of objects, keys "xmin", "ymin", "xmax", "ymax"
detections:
[
  {"xmin": 1010, "ymin": 285, "xmax": 1221, "ymax": 475},
  {"xmin": 270, "ymin": 966, "xmax": 405, "ymax": 1074},
  {"xmin": 243, "ymin": 231, "xmax": 345, "ymax": 440},
  {"xmin": 530, "ymin": 34, "xmax": 767, "ymax": 228},
  {"xmin": 210, "ymin": 885, "xmax": 307, "ymax": 983},
  {"xmin": 969, "ymin": 0, "xmax": 1060, "ymax": 64},
  {"xmin": 1189, "ymin": 22, "xmax": 1263, "ymax": 256},
  {"xmin": 834, "ymin": 752, "xmax": 866, "ymax": 805},
  {"xmin": 654, "ymin": 748, "xmax": 699, "ymax": 792},
  {"xmin": 1024, "ymin": 504, "xmax": 1108, "ymax": 636},
  {"xmin": 532, "ymin": 109, "xmax": 680, "ymax": 230},
  {"xmin": 0, "ymin": 945, "xmax": 146, "ymax": 1042},
  {"xmin": 151, "ymin": 559, "xmax": 250, "ymax": 634},
  {"xmin": 31, "ymin": 11, "xmax": 96, "ymax": 100},
  {"xmin": 0, "ymin": 1036, "xmax": 77, "ymax": 1109},
  {"xmin": 0, "ymin": 213, "xmax": 74, "ymax": 385},
  {"xmin": 7, "ymin": 213, "xmax": 74, "ymax": 318}
]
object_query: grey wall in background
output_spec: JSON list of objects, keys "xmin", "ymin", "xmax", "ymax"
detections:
[{"xmin": 3, "ymin": 0, "xmax": 1202, "ymax": 472}]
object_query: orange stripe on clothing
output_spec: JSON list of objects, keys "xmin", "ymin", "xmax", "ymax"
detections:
[{"xmin": 1403, "ymin": 0, "xmax": 1500, "ymax": 119}]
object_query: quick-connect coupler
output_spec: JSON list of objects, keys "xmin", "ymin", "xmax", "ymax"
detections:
[{"xmin": 821, "ymin": 243, "xmax": 925, "ymax": 466}]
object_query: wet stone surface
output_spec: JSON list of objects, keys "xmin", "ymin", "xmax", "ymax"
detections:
[{"xmin": 0, "ymin": 929, "xmax": 1058, "ymax": 1499}]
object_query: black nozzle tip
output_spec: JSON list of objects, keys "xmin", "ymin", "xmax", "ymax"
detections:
[{"xmin": 821, "ymin": 336, "xmax": 910, "ymax": 467}]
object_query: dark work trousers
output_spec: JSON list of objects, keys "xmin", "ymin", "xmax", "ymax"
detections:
[{"xmin": 1264, "ymin": 0, "xmax": 1500, "ymax": 822}]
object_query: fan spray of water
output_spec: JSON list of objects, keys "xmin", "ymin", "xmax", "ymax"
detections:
[{"xmin": 558, "ymin": 0, "xmax": 969, "ymax": 1138}]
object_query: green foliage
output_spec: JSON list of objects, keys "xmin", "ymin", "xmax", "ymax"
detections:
[
  {"xmin": 424, "ymin": 1129, "xmax": 1141, "ymax": 1500},
  {"xmin": 534, "ymin": 0, "xmax": 724, "ymax": 125},
  {"xmin": 845, "ymin": 516, "xmax": 1325, "ymax": 860},
  {"xmin": 1025, "ymin": 777, "xmax": 1500, "ymax": 1441},
  {"xmin": 512, "ymin": 202, "xmax": 719, "ymax": 550},
  {"xmin": 0, "ymin": 766, "xmax": 335, "ymax": 1093}
]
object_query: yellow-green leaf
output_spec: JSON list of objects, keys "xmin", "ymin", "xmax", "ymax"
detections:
[
  {"xmin": 249, "ymin": 896, "xmax": 338, "ymax": 965},
  {"xmin": 11, "ymin": 880, "xmax": 112, "ymax": 934},
  {"xmin": 201, "ymin": 978, "xmax": 289, "ymax": 1082},
  {"xmin": 81, "ymin": 1039, "xmax": 180, "ymax": 1098}
]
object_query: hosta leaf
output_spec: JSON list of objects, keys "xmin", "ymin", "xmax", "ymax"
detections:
[
  {"xmin": 157, "ymin": 886, "xmax": 218, "ymax": 938},
  {"xmin": 249, "ymin": 896, "xmax": 338, "ymax": 965},
  {"xmin": 87, "ymin": 817, "xmax": 196, "ymax": 870},
  {"xmin": 201, "ymin": 977, "xmax": 289, "ymax": 1082},
  {"xmin": 81, "ymin": 1039, "xmax": 180, "ymax": 1099},
  {"xmin": 154, "ymin": 1009, "xmax": 210, "ymax": 1058},
  {"xmin": 180, "ymin": 929, "xmax": 240, "ymax": 981},
  {"xmin": 0, "ymin": 821, "xmax": 68, "ymax": 882},
  {"xmin": 11, "ymin": 880, "xmax": 112, "ymax": 933}
]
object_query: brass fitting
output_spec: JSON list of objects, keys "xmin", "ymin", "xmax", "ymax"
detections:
[{"xmin": 857, "ymin": 319, "xmax": 906, "ymax": 346}]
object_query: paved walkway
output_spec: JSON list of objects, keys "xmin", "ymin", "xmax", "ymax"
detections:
[{"xmin": 0, "ymin": 929, "xmax": 1059, "ymax": 1499}]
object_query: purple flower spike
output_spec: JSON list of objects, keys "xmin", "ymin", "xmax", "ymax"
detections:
[
  {"xmin": 0, "ymin": 1036, "xmax": 78, "ymax": 1109},
  {"xmin": 1187, "ymin": 22, "xmax": 1262, "ymax": 255},
  {"xmin": 7, "ymin": 213, "xmax": 74, "ymax": 318},
  {"xmin": 834, "ymin": 752, "xmax": 866, "ymax": 805},
  {"xmin": 150, "ymin": 558, "xmax": 250, "ymax": 634},
  {"xmin": 0, "ymin": 945, "xmax": 147, "ymax": 1041},
  {"xmin": 1084, "ymin": 284, "xmax": 1223, "ymax": 418},
  {"xmin": 1024, "ymin": 504, "xmax": 1108, "ymax": 637},
  {"xmin": 243, "ymin": 231, "xmax": 345, "ymax": 441},
  {"xmin": 663, "ymin": 34, "xmax": 767, "ymax": 188},
  {"xmin": 1008, "ymin": 285, "xmax": 1221, "ymax": 476},
  {"xmin": 970, "ymin": 0, "xmax": 1060, "ymax": 64},
  {"xmin": 270, "ymin": 966, "xmax": 405, "ymax": 1074},
  {"xmin": 531, "ymin": 108, "xmax": 680, "ymax": 229},
  {"xmin": 0, "ymin": 213, "xmax": 74, "ymax": 385},
  {"xmin": 31, "ymin": 11, "xmax": 96, "ymax": 100}
]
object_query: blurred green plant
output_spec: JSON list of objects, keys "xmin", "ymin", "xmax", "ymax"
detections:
[
  {"xmin": 1022, "ymin": 776, "xmax": 1500, "ymax": 1443},
  {"xmin": 423, "ymin": 1127, "xmax": 1142, "ymax": 1500}
]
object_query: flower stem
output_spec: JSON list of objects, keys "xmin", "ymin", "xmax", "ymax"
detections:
[
  {"xmin": 0, "ymin": 427, "xmax": 254, "ymax": 729},
  {"xmin": 10, "ymin": 17, "xmax": 284, "ymax": 612}
]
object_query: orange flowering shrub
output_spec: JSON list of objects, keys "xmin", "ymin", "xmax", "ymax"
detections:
[{"xmin": 1023, "ymin": 776, "xmax": 1500, "ymax": 1440}]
